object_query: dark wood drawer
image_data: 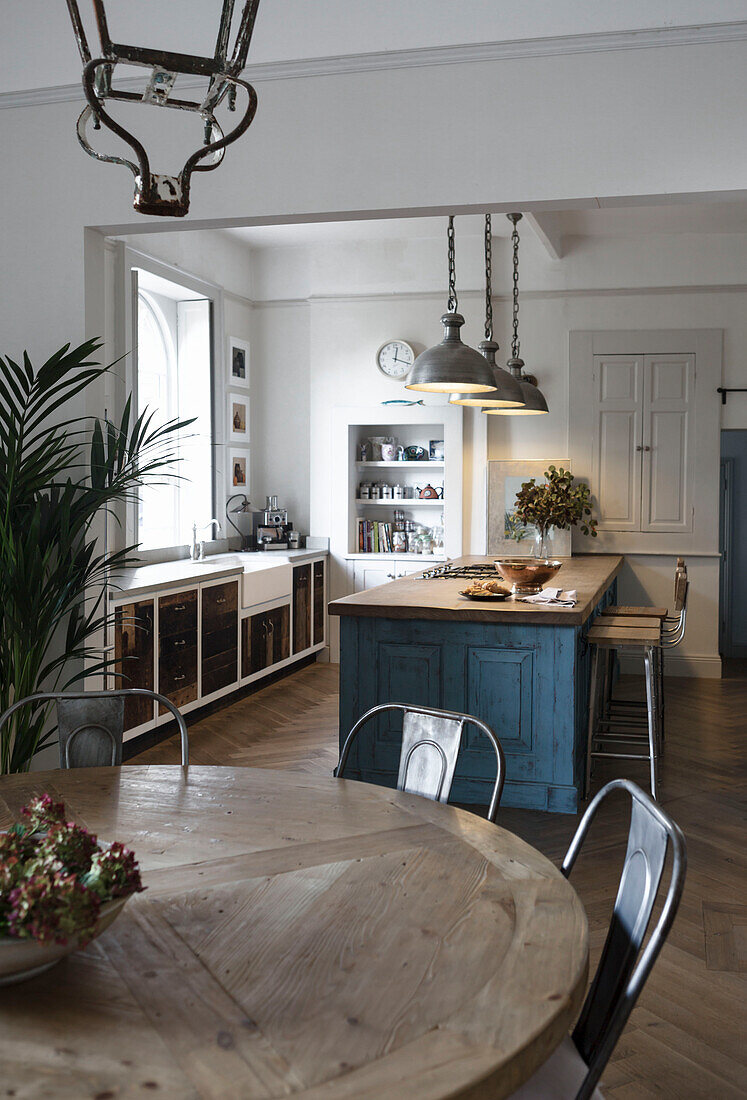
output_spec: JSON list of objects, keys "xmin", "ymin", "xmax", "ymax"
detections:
[
  {"xmin": 202, "ymin": 581, "xmax": 239, "ymax": 695},
  {"xmin": 159, "ymin": 589, "xmax": 198, "ymax": 638},
  {"xmin": 114, "ymin": 600, "xmax": 155, "ymax": 731},
  {"xmin": 313, "ymin": 559, "xmax": 325, "ymax": 646},
  {"xmin": 293, "ymin": 564, "xmax": 311, "ymax": 654},
  {"xmin": 158, "ymin": 590, "xmax": 198, "ymax": 712}
]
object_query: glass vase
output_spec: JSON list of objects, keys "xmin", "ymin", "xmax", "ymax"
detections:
[{"xmin": 533, "ymin": 527, "xmax": 553, "ymax": 559}]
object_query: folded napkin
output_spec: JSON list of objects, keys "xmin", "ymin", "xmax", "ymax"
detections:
[{"xmin": 519, "ymin": 587, "xmax": 578, "ymax": 606}]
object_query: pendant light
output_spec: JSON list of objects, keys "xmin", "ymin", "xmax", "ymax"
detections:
[
  {"xmin": 406, "ymin": 217, "xmax": 497, "ymax": 394},
  {"xmin": 486, "ymin": 213, "xmax": 549, "ymax": 416},
  {"xmin": 450, "ymin": 214, "xmax": 525, "ymax": 408}
]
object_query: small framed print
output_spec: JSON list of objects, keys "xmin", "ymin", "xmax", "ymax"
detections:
[
  {"xmin": 228, "ymin": 449, "xmax": 250, "ymax": 493},
  {"xmin": 228, "ymin": 391, "xmax": 250, "ymax": 443},
  {"xmin": 228, "ymin": 336, "xmax": 250, "ymax": 390},
  {"xmin": 429, "ymin": 439, "xmax": 445, "ymax": 461}
]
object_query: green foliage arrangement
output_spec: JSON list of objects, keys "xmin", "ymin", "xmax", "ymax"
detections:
[
  {"xmin": 513, "ymin": 465, "xmax": 598, "ymax": 540},
  {"xmin": 0, "ymin": 794, "xmax": 144, "ymax": 945},
  {"xmin": 0, "ymin": 339, "xmax": 188, "ymax": 773}
]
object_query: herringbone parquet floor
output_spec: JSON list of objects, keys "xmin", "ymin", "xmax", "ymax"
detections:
[{"xmin": 131, "ymin": 663, "xmax": 747, "ymax": 1098}]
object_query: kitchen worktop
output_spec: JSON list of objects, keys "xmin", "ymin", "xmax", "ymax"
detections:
[
  {"xmin": 329, "ymin": 554, "xmax": 623, "ymax": 626},
  {"xmin": 111, "ymin": 547, "xmax": 328, "ymax": 601}
]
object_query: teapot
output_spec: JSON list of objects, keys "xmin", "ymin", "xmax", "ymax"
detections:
[{"xmin": 417, "ymin": 484, "xmax": 444, "ymax": 499}]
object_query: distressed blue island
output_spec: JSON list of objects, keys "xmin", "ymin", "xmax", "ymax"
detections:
[{"xmin": 329, "ymin": 555, "xmax": 622, "ymax": 813}]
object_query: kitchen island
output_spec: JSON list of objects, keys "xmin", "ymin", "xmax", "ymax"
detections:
[{"xmin": 329, "ymin": 554, "xmax": 623, "ymax": 812}]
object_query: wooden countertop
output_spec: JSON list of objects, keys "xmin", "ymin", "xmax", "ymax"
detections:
[{"xmin": 329, "ymin": 554, "xmax": 623, "ymax": 626}]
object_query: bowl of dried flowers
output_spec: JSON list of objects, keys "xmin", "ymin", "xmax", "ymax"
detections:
[{"xmin": 0, "ymin": 793, "xmax": 144, "ymax": 985}]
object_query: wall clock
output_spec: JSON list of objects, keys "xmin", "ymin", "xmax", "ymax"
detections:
[{"xmin": 376, "ymin": 340, "xmax": 415, "ymax": 380}]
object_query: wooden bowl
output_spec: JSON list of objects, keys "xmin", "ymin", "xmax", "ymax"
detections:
[{"xmin": 493, "ymin": 558, "xmax": 563, "ymax": 596}]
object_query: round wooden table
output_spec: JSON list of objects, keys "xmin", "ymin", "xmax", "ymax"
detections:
[{"xmin": 0, "ymin": 766, "xmax": 588, "ymax": 1099}]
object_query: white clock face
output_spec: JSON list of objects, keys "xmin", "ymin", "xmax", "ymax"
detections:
[{"xmin": 377, "ymin": 340, "xmax": 415, "ymax": 379}]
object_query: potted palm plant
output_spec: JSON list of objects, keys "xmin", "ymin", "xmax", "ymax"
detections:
[
  {"xmin": 0, "ymin": 339, "xmax": 187, "ymax": 773},
  {"xmin": 513, "ymin": 465, "xmax": 598, "ymax": 558}
]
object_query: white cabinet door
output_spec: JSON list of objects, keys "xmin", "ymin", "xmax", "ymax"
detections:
[
  {"xmin": 592, "ymin": 355, "xmax": 643, "ymax": 531},
  {"xmin": 641, "ymin": 354, "xmax": 694, "ymax": 533},
  {"xmin": 353, "ymin": 562, "xmax": 397, "ymax": 591},
  {"xmin": 395, "ymin": 562, "xmax": 428, "ymax": 578}
]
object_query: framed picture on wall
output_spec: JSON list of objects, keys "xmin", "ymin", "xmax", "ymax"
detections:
[
  {"xmin": 227, "ymin": 336, "xmax": 250, "ymax": 390},
  {"xmin": 228, "ymin": 391, "xmax": 250, "ymax": 443},
  {"xmin": 228, "ymin": 449, "xmax": 250, "ymax": 493},
  {"xmin": 487, "ymin": 459, "xmax": 572, "ymax": 556}
]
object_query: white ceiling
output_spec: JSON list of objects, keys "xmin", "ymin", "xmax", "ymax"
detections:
[
  {"xmin": 1, "ymin": 1, "xmax": 745, "ymax": 96},
  {"xmin": 221, "ymin": 200, "xmax": 747, "ymax": 249}
]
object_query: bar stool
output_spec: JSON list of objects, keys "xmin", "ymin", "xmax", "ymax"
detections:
[
  {"xmin": 601, "ymin": 559, "xmax": 688, "ymax": 745},
  {"xmin": 585, "ymin": 571, "xmax": 688, "ymax": 800}
]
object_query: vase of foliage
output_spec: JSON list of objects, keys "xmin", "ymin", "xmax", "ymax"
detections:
[
  {"xmin": 513, "ymin": 465, "xmax": 598, "ymax": 559},
  {"xmin": 0, "ymin": 340, "xmax": 187, "ymax": 773}
]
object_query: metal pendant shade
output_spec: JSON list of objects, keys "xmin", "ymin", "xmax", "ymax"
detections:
[
  {"xmin": 406, "ymin": 217, "xmax": 497, "ymax": 394},
  {"xmin": 486, "ymin": 213, "xmax": 549, "ymax": 416},
  {"xmin": 486, "ymin": 358, "xmax": 549, "ymax": 415},
  {"xmin": 451, "ymin": 215, "xmax": 525, "ymax": 408}
]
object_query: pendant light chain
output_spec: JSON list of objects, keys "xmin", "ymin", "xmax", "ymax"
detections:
[
  {"xmin": 447, "ymin": 215, "xmax": 458, "ymax": 312},
  {"xmin": 484, "ymin": 214, "xmax": 493, "ymax": 341},
  {"xmin": 511, "ymin": 217, "xmax": 521, "ymax": 359}
]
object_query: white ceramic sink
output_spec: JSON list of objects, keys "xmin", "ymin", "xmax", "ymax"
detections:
[{"xmin": 195, "ymin": 553, "xmax": 292, "ymax": 607}]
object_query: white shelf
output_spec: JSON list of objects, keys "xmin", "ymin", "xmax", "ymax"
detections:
[
  {"xmin": 356, "ymin": 498, "xmax": 444, "ymax": 507},
  {"xmin": 346, "ymin": 553, "xmax": 446, "ymax": 561},
  {"xmin": 356, "ymin": 461, "xmax": 443, "ymax": 468}
]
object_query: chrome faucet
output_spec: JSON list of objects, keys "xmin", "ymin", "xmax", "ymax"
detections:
[{"xmin": 190, "ymin": 519, "xmax": 221, "ymax": 561}]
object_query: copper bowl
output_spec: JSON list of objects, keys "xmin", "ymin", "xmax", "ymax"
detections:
[{"xmin": 493, "ymin": 558, "xmax": 563, "ymax": 597}]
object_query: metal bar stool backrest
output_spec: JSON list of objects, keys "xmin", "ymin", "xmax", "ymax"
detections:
[
  {"xmin": 0, "ymin": 690, "xmax": 189, "ymax": 769},
  {"xmin": 563, "ymin": 779, "xmax": 686, "ymax": 1100},
  {"xmin": 336, "ymin": 702, "xmax": 505, "ymax": 821}
]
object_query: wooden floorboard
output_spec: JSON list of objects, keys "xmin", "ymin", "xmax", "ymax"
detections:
[{"xmin": 130, "ymin": 664, "xmax": 747, "ymax": 1097}]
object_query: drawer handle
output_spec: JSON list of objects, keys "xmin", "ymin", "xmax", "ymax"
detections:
[
  {"xmin": 173, "ymin": 673, "xmax": 186, "ymax": 682},
  {"xmin": 216, "ymin": 597, "xmax": 226, "ymax": 605},
  {"xmin": 173, "ymin": 639, "xmax": 186, "ymax": 648},
  {"xmin": 267, "ymin": 619, "xmax": 275, "ymax": 634},
  {"xmin": 173, "ymin": 604, "xmax": 187, "ymax": 612}
]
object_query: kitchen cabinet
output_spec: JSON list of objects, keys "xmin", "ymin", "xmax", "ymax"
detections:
[
  {"xmin": 242, "ymin": 604, "xmax": 290, "ymax": 676},
  {"xmin": 353, "ymin": 559, "xmax": 426, "ymax": 592},
  {"xmin": 293, "ymin": 564, "xmax": 311, "ymax": 653},
  {"xmin": 201, "ymin": 580, "xmax": 239, "ymax": 696},
  {"xmin": 114, "ymin": 599, "xmax": 155, "ymax": 731},
  {"xmin": 592, "ymin": 353, "xmax": 694, "ymax": 533},
  {"xmin": 158, "ymin": 589, "xmax": 198, "ymax": 712},
  {"xmin": 313, "ymin": 559, "xmax": 325, "ymax": 646}
]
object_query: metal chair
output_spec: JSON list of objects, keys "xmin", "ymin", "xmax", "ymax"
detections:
[
  {"xmin": 511, "ymin": 779, "xmax": 687, "ymax": 1100},
  {"xmin": 335, "ymin": 702, "xmax": 505, "ymax": 822},
  {"xmin": 0, "ymin": 689, "xmax": 189, "ymax": 768}
]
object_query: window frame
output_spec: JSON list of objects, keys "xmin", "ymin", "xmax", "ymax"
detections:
[{"xmin": 117, "ymin": 244, "xmax": 225, "ymax": 560}]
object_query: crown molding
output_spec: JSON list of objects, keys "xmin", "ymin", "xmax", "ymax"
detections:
[{"xmin": 2, "ymin": 21, "xmax": 746, "ymax": 110}]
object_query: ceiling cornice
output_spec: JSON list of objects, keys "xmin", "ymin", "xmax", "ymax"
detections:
[{"xmin": 2, "ymin": 20, "xmax": 746, "ymax": 110}]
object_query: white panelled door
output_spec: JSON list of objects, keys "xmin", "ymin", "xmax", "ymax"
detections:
[
  {"xmin": 592, "ymin": 355, "xmax": 643, "ymax": 531},
  {"xmin": 641, "ymin": 354, "xmax": 694, "ymax": 533},
  {"xmin": 591, "ymin": 352, "xmax": 695, "ymax": 534}
]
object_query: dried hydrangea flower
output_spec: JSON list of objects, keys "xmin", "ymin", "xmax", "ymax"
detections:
[
  {"xmin": 82, "ymin": 842, "xmax": 145, "ymax": 900},
  {"xmin": 20, "ymin": 794, "xmax": 67, "ymax": 834},
  {"xmin": 30, "ymin": 821, "xmax": 99, "ymax": 877},
  {"xmin": 7, "ymin": 871, "xmax": 100, "ymax": 945}
]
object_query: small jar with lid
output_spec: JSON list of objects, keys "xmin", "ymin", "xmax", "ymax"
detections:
[
  {"xmin": 381, "ymin": 483, "xmax": 393, "ymax": 500},
  {"xmin": 359, "ymin": 482, "xmax": 371, "ymax": 500}
]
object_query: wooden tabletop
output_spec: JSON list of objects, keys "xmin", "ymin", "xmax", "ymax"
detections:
[
  {"xmin": 329, "ymin": 554, "xmax": 623, "ymax": 625},
  {"xmin": 0, "ymin": 767, "xmax": 588, "ymax": 1099}
]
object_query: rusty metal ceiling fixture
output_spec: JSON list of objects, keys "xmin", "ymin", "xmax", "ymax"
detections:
[
  {"xmin": 406, "ymin": 216, "xmax": 497, "ymax": 395},
  {"xmin": 450, "ymin": 214, "xmax": 525, "ymax": 409},
  {"xmin": 65, "ymin": 0, "xmax": 261, "ymax": 217},
  {"xmin": 487, "ymin": 213, "xmax": 549, "ymax": 416}
]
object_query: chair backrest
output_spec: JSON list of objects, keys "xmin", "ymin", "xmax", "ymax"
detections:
[
  {"xmin": 0, "ymin": 689, "xmax": 189, "ymax": 768},
  {"xmin": 562, "ymin": 779, "xmax": 686, "ymax": 1100},
  {"xmin": 335, "ymin": 702, "xmax": 505, "ymax": 821}
]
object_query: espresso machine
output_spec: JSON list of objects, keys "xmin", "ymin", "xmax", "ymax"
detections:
[{"xmin": 252, "ymin": 495, "xmax": 294, "ymax": 550}]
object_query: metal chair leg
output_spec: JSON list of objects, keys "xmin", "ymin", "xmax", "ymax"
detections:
[
  {"xmin": 643, "ymin": 647, "xmax": 658, "ymax": 799},
  {"xmin": 657, "ymin": 648, "xmax": 666, "ymax": 748},
  {"xmin": 585, "ymin": 644, "xmax": 601, "ymax": 799}
]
